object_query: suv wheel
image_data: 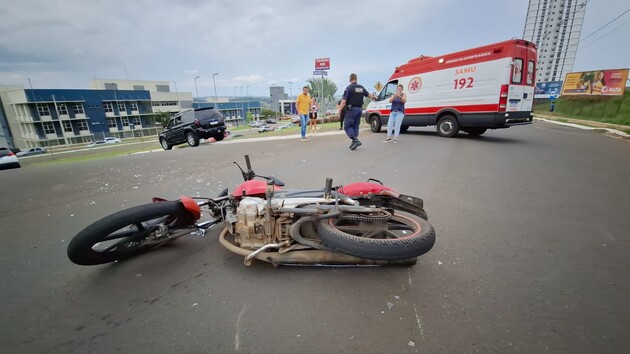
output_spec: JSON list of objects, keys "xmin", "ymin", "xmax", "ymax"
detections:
[
  {"xmin": 186, "ymin": 132, "xmax": 200, "ymax": 147},
  {"xmin": 160, "ymin": 138, "xmax": 172, "ymax": 150}
]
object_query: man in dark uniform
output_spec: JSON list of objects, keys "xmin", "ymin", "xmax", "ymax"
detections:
[{"xmin": 338, "ymin": 73, "xmax": 376, "ymax": 150}]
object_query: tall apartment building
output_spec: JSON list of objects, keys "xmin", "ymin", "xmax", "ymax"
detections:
[{"xmin": 523, "ymin": 0, "xmax": 587, "ymax": 83}]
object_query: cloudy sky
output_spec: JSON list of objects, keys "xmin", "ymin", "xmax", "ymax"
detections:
[{"xmin": 0, "ymin": 0, "xmax": 628, "ymax": 97}]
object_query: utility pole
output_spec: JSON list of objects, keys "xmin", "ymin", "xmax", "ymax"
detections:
[
  {"xmin": 212, "ymin": 73, "xmax": 219, "ymax": 105},
  {"xmin": 194, "ymin": 76, "xmax": 200, "ymax": 103}
]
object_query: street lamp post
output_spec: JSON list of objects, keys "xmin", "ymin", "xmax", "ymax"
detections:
[
  {"xmin": 245, "ymin": 85, "xmax": 250, "ymax": 121},
  {"xmin": 288, "ymin": 81, "xmax": 294, "ymax": 114},
  {"xmin": 194, "ymin": 76, "xmax": 200, "ymax": 103},
  {"xmin": 173, "ymin": 81, "xmax": 180, "ymax": 108},
  {"xmin": 212, "ymin": 73, "xmax": 219, "ymax": 105},
  {"xmin": 234, "ymin": 87, "xmax": 238, "ymax": 125},
  {"xmin": 239, "ymin": 86, "xmax": 244, "ymax": 124}
]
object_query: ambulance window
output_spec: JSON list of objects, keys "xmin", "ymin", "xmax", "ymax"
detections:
[
  {"xmin": 527, "ymin": 60, "xmax": 535, "ymax": 85},
  {"xmin": 512, "ymin": 58, "xmax": 523, "ymax": 84},
  {"xmin": 380, "ymin": 81, "xmax": 398, "ymax": 101}
]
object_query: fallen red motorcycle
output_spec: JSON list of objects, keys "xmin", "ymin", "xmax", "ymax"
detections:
[{"xmin": 67, "ymin": 155, "xmax": 435, "ymax": 267}]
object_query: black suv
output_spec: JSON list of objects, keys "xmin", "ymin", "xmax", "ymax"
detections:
[{"xmin": 159, "ymin": 107, "xmax": 227, "ymax": 150}]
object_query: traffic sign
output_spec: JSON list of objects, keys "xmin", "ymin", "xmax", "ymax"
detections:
[
  {"xmin": 374, "ymin": 82, "xmax": 383, "ymax": 92},
  {"xmin": 315, "ymin": 58, "xmax": 330, "ymax": 70},
  {"xmin": 313, "ymin": 70, "xmax": 328, "ymax": 76}
]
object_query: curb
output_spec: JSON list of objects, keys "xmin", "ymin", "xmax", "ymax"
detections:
[{"xmin": 534, "ymin": 117, "xmax": 629, "ymax": 138}]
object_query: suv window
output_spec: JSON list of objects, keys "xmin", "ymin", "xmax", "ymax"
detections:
[
  {"xmin": 1, "ymin": 148, "xmax": 12, "ymax": 157},
  {"xmin": 181, "ymin": 111, "xmax": 196, "ymax": 124},
  {"xmin": 196, "ymin": 108, "xmax": 222, "ymax": 121}
]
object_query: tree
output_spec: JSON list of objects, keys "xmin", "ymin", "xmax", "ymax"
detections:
[
  {"xmin": 154, "ymin": 111, "xmax": 171, "ymax": 125},
  {"xmin": 306, "ymin": 77, "xmax": 338, "ymax": 111}
]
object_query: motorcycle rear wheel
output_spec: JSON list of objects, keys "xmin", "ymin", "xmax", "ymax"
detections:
[
  {"xmin": 316, "ymin": 210, "xmax": 435, "ymax": 261},
  {"xmin": 67, "ymin": 201, "xmax": 195, "ymax": 265}
]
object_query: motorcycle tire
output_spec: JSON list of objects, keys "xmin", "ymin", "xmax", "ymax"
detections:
[
  {"xmin": 316, "ymin": 210, "xmax": 435, "ymax": 261},
  {"xmin": 67, "ymin": 201, "xmax": 195, "ymax": 265}
]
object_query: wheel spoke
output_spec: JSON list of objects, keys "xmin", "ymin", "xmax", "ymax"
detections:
[
  {"xmin": 101, "ymin": 237, "xmax": 137, "ymax": 253},
  {"xmin": 362, "ymin": 229, "xmax": 383, "ymax": 239}
]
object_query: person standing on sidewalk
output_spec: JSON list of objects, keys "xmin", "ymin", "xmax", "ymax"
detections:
[
  {"xmin": 296, "ymin": 86, "xmax": 311, "ymax": 141},
  {"xmin": 338, "ymin": 73, "xmax": 376, "ymax": 150},
  {"xmin": 384, "ymin": 84, "xmax": 406, "ymax": 143},
  {"xmin": 309, "ymin": 97, "xmax": 319, "ymax": 135}
]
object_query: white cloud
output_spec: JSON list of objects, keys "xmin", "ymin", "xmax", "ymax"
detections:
[{"xmin": 0, "ymin": 0, "xmax": 627, "ymax": 95}]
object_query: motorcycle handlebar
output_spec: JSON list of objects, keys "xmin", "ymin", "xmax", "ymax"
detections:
[{"xmin": 245, "ymin": 155, "xmax": 252, "ymax": 172}]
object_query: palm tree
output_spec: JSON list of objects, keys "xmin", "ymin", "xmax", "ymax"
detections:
[{"xmin": 306, "ymin": 77, "xmax": 338, "ymax": 111}]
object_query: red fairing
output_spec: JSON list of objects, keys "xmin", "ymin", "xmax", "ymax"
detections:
[
  {"xmin": 179, "ymin": 196, "xmax": 201, "ymax": 221},
  {"xmin": 232, "ymin": 180, "xmax": 282, "ymax": 198},
  {"xmin": 338, "ymin": 182, "xmax": 399, "ymax": 197}
]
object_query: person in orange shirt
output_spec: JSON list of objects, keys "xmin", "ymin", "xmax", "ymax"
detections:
[{"xmin": 295, "ymin": 86, "xmax": 311, "ymax": 141}]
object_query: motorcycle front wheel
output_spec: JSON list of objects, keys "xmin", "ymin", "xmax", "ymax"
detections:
[
  {"xmin": 67, "ymin": 201, "xmax": 195, "ymax": 265},
  {"xmin": 316, "ymin": 210, "xmax": 435, "ymax": 261}
]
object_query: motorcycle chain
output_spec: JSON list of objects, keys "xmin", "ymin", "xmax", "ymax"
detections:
[{"xmin": 340, "ymin": 210, "xmax": 391, "ymax": 222}]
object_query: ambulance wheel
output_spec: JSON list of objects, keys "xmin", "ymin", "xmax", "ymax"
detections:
[
  {"xmin": 400, "ymin": 125, "xmax": 409, "ymax": 133},
  {"xmin": 465, "ymin": 128, "xmax": 487, "ymax": 136},
  {"xmin": 437, "ymin": 115, "xmax": 459, "ymax": 137},
  {"xmin": 370, "ymin": 116, "xmax": 382, "ymax": 133}
]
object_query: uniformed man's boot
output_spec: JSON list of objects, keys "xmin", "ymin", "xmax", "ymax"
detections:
[{"xmin": 350, "ymin": 139, "xmax": 362, "ymax": 150}]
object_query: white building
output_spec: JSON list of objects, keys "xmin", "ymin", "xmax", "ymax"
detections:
[
  {"xmin": 523, "ymin": 0, "xmax": 587, "ymax": 83},
  {"xmin": 91, "ymin": 79, "xmax": 193, "ymax": 112}
]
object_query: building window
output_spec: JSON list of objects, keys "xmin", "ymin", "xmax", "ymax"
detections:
[
  {"xmin": 73, "ymin": 104, "xmax": 84, "ymax": 114},
  {"xmin": 57, "ymin": 103, "xmax": 68, "ymax": 115},
  {"xmin": 38, "ymin": 104, "xmax": 50, "ymax": 116},
  {"xmin": 62, "ymin": 121, "xmax": 73, "ymax": 133},
  {"xmin": 118, "ymin": 102, "xmax": 126, "ymax": 112},
  {"xmin": 108, "ymin": 118, "xmax": 117, "ymax": 128},
  {"xmin": 132, "ymin": 117, "xmax": 141, "ymax": 126},
  {"xmin": 43, "ymin": 122, "xmax": 55, "ymax": 134},
  {"xmin": 130, "ymin": 102, "xmax": 138, "ymax": 111},
  {"xmin": 121, "ymin": 117, "xmax": 129, "ymax": 127},
  {"xmin": 77, "ymin": 121, "xmax": 88, "ymax": 131},
  {"xmin": 104, "ymin": 102, "xmax": 113, "ymax": 113}
]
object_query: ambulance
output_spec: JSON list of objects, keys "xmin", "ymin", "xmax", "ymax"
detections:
[{"xmin": 366, "ymin": 39, "xmax": 537, "ymax": 137}]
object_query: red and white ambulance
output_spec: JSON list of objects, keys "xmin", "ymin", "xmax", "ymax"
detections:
[{"xmin": 366, "ymin": 39, "xmax": 537, "ymax": 137}]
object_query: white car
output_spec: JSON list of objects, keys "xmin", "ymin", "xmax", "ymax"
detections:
[
  {"xmin": 16, "ymin": 147, "xmax": 47, "ymax": 157},
  {"xmin": 104, "ymin": 137, "xmax": 122, "ymax": 144},
  {"xmin": 0, "ymin": 148, "xmax": 20, "ymax": 170},
  {"xmin": 257, "ymin": 125, "xmax": 273, "ymax": 133},
  {"xmin": 87, "ymin": 140, "xmax": 108, "ymax": 147}
]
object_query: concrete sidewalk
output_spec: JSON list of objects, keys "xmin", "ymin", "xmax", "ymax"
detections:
[{"xmin": 534, "ymin": 115, "xmax": 630, "ymax": 138}]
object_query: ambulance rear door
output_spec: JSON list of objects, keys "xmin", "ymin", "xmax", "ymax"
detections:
[{"xmin": 507, "ymin": 42, "xmax": 536, "ymax": 112}]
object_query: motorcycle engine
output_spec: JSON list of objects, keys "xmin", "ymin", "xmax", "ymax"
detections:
[{"xmin": 233, "ymin": 197, "xmax": 289, "ymax": 250}]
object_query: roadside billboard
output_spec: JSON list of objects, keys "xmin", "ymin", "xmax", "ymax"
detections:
[
  {"xmin": 535, "ymin": 81, "xmax": 563, "ymax": 99},
  {"xmin": 561, "ymin": 69, "xmax": 628, "ymax": 96}
]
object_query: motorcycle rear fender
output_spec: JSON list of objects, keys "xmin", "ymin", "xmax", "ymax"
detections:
[
  {"xmin": 152, "ymin": 196, "xmax": 201, "ymax": 221},
  {"xmin": 179, "ymin": 196, "xmax": 202, "ymax": 221},
  {"xmin": 338, "ymin": 182, "xmax": 399, "ymax": 198}
]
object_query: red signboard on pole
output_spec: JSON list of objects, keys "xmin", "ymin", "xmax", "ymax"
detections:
[{"xmin": 315, "ymin": 58, "xmax": 330, "ymax": 70}]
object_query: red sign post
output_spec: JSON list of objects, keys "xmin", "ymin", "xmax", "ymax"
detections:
[{"xmin": 315, "ymin": 58, "xmax": 330, "ymax": 70}]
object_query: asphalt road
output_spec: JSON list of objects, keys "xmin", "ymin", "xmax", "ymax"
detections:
[{"xmin": 1, "ymin": 121, "xmax": 628, "ymax": 353}]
